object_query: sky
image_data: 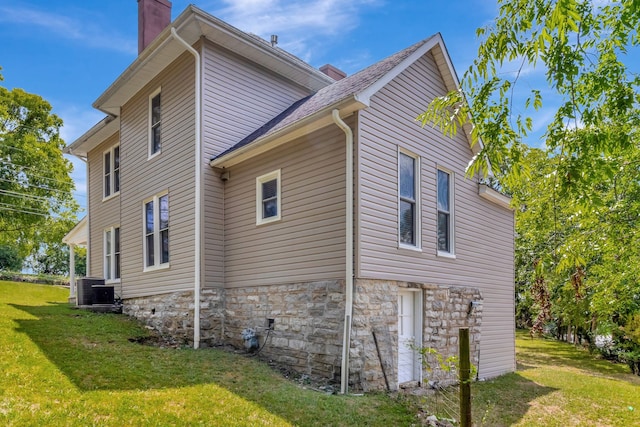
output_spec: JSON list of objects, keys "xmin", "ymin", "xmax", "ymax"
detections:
[{"xmin": 0, "ymin": 0, "xmax": 543, "ymax": 213}]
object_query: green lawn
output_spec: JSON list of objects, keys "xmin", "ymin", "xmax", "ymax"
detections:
[
  {"xmin": 0, "ymin": 281, "xmax": 416, "ymax": 426},
  {"xmin": 2, "ymin": 281, "xmax": 639, "ymax": 426},
  {"xmin": 470, "ymin": 331, "xmax": 640, "ymax": 426}
]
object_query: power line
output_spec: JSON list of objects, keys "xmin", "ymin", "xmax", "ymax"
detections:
[
  {"xmin": 0, "ymin": 159, "xmax": 74, "ymax": 187},
  {"xmin": 0, "ymin": 203, "xmax": 48, "ymax": 217},
  {"xmin": 0, "ymin": 189, "xmax": 52, "ymax": 202},
  {"xmin": 0, "ymin": 177, "xmax": 86, "ymax": 200}
]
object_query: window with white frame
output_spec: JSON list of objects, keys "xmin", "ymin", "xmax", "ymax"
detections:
[
  {"xmin": 437, "ymin": 168, "xmax": 454, "ymax": 254},
  {"xmin": 144, "ymin": 192, "xmax": 169, "ymax": 269},
  {"xmin": 399, "ymin": 151, "xmax": 420, "ymax": 247},
  {"xmin": 149, "ymin": 89, "xmax": 162, "ymax": 157},
  {"xmin": 256, "ymin": 169, "xmax": 281, "ymax": 225},
  {"xmin": 103, "ymin": 145, "xmax": 120, "ymax": 198},
  {"xmin": 104, "ymin": 226, "xmax": 120, "ymax": 281}
]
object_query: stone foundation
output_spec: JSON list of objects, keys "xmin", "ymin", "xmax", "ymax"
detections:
[
  {"xmin": 123, "ymin": 288, "xmax": 225, "ymax": 346},
  {"xmin": 351, "ymin": 279, "xmax": 482, "ymax": 391},
  {"xmin": 224, "ymin": 280, "xmax": 345, "ymax": 381},
  {"xmin": 122, "ymin": 278, "xmax": 481, "ymax": 391}
]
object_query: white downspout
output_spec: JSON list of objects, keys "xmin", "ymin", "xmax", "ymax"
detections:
[
  {"xmin": 171, "ymin": 27, "xmax": 202, "ymax": 349},
  {"xmin": 332, "ymin": 109, "xmax": 354, "ymax": 395},
  {"xmin": 82, "ymin": 156, "xmax": 89, "ymax": 278},
  {"xmin": 68, "ymin": 243, "xmax": 76, "ymax": 299}
]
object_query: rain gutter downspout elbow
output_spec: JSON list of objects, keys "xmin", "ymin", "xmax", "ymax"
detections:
[
  {"xmin": 171, "ymin": 27, "xmax": 202, "ymax": 350},
  {"xmin": 332, "ymin": 109, "xmax": 354, "ymax": 395}
]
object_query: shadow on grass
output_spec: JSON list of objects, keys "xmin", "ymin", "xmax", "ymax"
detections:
[
  {"xmin": 8, "ymin": 301, "xmax": 418, "ymax": 426},
  {"xmin": 10, "ymin": 302, "xmax": 225, "ymax": 391},
  {"xmin": 471, "ymin": 372, "xmax": 557, "ymax": 426},
  {"xmin": 516, "ymin": 333, "xmax": 638, "ymax": 382}
]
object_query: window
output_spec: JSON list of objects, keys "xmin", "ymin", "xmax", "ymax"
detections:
[
  {"xmin": 103, "ymin": 145, "xmax": 120, "ymax": 198},
  {"xmin": 399, "ymin": 151, "xmax": 420, "ymax": 248},
  {"xmin": 104, "ymin": 226, "xmax": 120, "ymax": 281},
  {"xmin": 149, "ymin": 89, "xmax": 162, "ymax": 157},
  {"xmin": 437, "ymin": 168, "xmax": 454, "ymax": 255},
  {"xmin": 144, "ymin": 192, "xmax": 169, "ymax": 269},
  {"xmin": 256, "ymin": 170, "xmax": 281, "ymax": 225}
]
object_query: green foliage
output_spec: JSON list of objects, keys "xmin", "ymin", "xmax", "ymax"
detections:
[
  {"xmin": 418, "ymin": 0, "xmax": 640, "ymax": 198},
  {"xmin": 411, "ymin": 344, "xmax": 478, "ymax": 384},
  {"xmin": 28, "ymin": 215, "xmax": 86, "ymax": 276},
  {"xmin": 507, "ymin": 147, "xmax": 640, "ymax": 371},
  {"xmin": 0, "ymin": 243, "xmax": 23, "ymax": 271},
  {"xmin": 0, "ymin": 67, "xmax": 79, "ymax": 256},
  {"xmin": 419, "ymin": 0, "xmax": 640, "ymax": 373}
]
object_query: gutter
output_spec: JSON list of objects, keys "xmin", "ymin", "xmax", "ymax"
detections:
[
  {"xmin": 331, "ymin": 109, "xmax": 354, "ymax": 395},
  {"xmin": 171, "ymin": 27, "xmax": 202, "ymax": 350}
]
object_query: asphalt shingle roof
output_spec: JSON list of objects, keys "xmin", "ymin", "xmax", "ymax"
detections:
[{"xmin": 212, "ymin": 36, "xmax": 434, "ymax": 162}]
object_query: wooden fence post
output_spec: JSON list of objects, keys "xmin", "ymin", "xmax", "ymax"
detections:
[{"xmin": 459, "ymin": 327, "xmax": 471, "ymax": 427}]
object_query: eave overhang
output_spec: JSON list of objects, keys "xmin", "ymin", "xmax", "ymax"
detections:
[
  {"xmin": 63, "ymin": 115, "xmax": 119, "ymax": 158},
  {"xmin": 94, "ymin": 5, "xmax": 333, "ymax": 116},
  {"xmin": 478, "ymin": 183, "xmax": 513, "ymax": 210}
]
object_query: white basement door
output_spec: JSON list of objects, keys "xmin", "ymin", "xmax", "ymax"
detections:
[{"xmin": 398, "ymin": 290, "xmax": 418, "ymax": 384}]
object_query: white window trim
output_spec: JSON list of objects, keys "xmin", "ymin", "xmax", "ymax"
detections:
[
  {"xmin": 102, "ymin": 145, "xmax": 120, "ymax": 200},
  {"xmin": 143, "ymin": 190, "xmax": 170, "ymax": 272},
  {"xmin": 148, "ymin": 87, "xmax": 162, "ymax": 159},
  {"xmin": 436, "ymin": 166, "xmax": 455, "ymax": 258},
  {"xmin": 104, "ymin": 226, "xmax": 121, "ymax": 283},
  {"xmin": 398, "ymin": 148, "xmax": 421, "ymax": 251},
  {"xmin": 256, "ymin": 169, "xmax": 282, "ymax": 225}
]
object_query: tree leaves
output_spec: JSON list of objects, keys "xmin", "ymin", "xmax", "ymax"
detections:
[{"xmin": 0, "ymin": 69, "xmax": 78, "ymax": 260}]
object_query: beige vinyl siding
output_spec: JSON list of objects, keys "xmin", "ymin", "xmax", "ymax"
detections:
[
  {"xmin": 201, "ymin": 39, "xmax": 312, "ymax": 288},
  {"xmin": 223, "ymin": 123, "xmax": 348, "ymax": 288},
  {"xmin": 358, "ymin": 51, "xmax": 515, "ymax": 379},
  {"xmin": 118, "ymin": 51, "xmax": 197, "ymax": 299},
  {"xmin": 87, "ymin": 132, "xmax": 121, "ymax": 294},
  {"xmin": 200, "ymin": 39, "xmax": 311, "ymax": 154}
]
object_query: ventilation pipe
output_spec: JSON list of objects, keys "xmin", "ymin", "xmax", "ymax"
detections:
[
  {"xmin": 332, "ymin": 109, "xmax": 354, "ymax": 394},
  {"xmin": 170, "ymin": 27, "xmax": 202, "ymax": 349}
]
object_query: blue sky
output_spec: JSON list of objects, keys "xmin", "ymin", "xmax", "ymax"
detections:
[{"xmin": 0, "ymin": 0, "xmax": 534, "ymax": 213}]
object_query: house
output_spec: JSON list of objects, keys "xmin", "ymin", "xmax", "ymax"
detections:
[{"xmin": 64, "ymin": 0, "xmax": 515, "ymax": 392}]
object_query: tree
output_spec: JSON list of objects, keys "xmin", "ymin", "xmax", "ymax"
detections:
[
  {"xmin": 0, "ymin": 68, "xmax": 78, "ymax": 256},
  {"xmin": 419, "ymin": 0, "xmax": 640, "ymax": 373},
  {"xmin": 507, "ymin": 147, "xmax": 640, "ymax": 370},
  {"xmin": 0, "ymin": 244, "xmax": 23, "ymax": 271},
  {"xmin": 28, "ymin": 215, "xmax": 85, "ymax": 276},
  {"xmin": 419, "ymin": 0, "xmax": 640, "ymax": 195}
]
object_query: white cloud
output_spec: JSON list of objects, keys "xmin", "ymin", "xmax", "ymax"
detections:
[
  {"xmin": 207, "ymin": 0, "xmax": 382, "ymax": 62},
  {"xmin": 0, "ymin": 4, "xmax": 136, "ymax": 55}
]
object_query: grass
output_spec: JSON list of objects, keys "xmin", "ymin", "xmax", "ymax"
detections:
[
  {"xmin": 0, "ymin": 281, "xmax": 417, "ymax": 426},
  {"xmin": 2, "ymin": 280, "xmax": 639, "ymax": 426},
  {"xmin": 468, "ymin": 331, "xmax": 640, "ymax": 426}
]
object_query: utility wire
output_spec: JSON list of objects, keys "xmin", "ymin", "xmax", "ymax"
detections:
[
  {"xmin": 0, "ymin": 203, "xmax": 48, "ymax": 217},
  {"xmin": 0, "ymin": 159, "xmax": 74, "ymax": 187},
  {"xmin": 0, "ymin": 177, "xmax": 86, "ymax": 200},
  {"xmin": 0, "ymin": 188, "xmax": 52, "ymax": 202}
]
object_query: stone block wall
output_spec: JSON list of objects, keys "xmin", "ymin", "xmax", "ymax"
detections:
[
  {"xmin": 122, "ymin": 278, "xmax": 481, "ymax": 392},
  {"xmin": 224, "ymin": 280, "xmax": 345, "ymax": 381},
  {"xmin": 123, "ymin": 288, "xmax": 225, "ymax": 345},
  {"xmin": 422, "ymin": 285, "xmax": 483, "ymax": 385},
  {"xmin": 351, "ymin": 279, "xmax": 482, "ymax": 391}
]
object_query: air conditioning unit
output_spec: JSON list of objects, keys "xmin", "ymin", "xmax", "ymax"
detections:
[{"xmin": 77, "ymin": 277, "xmax": 105, "ymax": 305}]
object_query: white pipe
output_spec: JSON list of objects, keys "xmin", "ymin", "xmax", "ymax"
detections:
[
  {"xmin": 69, "ymin": 243, "xmax": 76, "ymax": 299},
  {"xmin": 171, "ymin": 27, "xmax": 202, "ymax": 349},
  {"xmin": 332, "ymin": 109, "xmax": 354, "ymax": 394},
  {"xmin": 81, "ymin": 156, "xmax": 90, "ymax": 282}
]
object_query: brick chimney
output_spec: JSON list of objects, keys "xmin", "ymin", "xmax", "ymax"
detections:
[
  {"xmin": 138, "ymin": 0, "xmax": 172, "ymax": 54},
  {"xmin": 319, "ymin": 64, "xmax": 347, "ymax": 81}
]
